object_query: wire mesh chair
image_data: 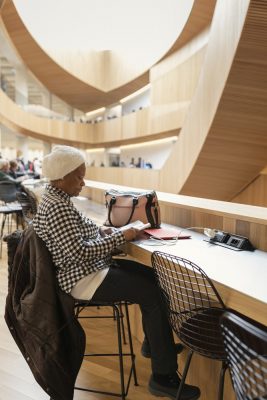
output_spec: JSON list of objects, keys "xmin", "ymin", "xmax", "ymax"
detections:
[
  {"xmin": 74, "ymin": 300, "xmax": 138, "ymax": 399},
  {"xmin": 220, "ymin": 311, "xmax": 267, "ymax": 400},
  {"xmin": 0, "ymin": 181, "xmax": 22, "ymax": 257},
  {"xmin": 16, "ymin": 189, "xmax": 38, "ymax": 225},
  {"xmin": 0, "ymin": 181, "xmax": 18, "ymax": 203},
  {"xmin": 151, "ymin": 250, "xmax": 228, "ymax": 400}
]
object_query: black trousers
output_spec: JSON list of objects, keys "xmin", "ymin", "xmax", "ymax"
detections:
[{"xmin": 91, "ymin": 258, "xmax": 178, "ymax": 375}]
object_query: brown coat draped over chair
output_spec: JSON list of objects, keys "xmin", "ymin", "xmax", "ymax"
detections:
[{"xmin": 4, "ymin": 225, "xmax": 85, "ymax": 400}]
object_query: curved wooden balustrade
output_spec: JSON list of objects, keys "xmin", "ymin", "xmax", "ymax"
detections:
[
  {"xmin": 0, "ymin": 0, "xmax": 215, "ymax": 111},
  {"xmin": 0, "ymin": 89, "xmax": 188, "ymax": 147}
]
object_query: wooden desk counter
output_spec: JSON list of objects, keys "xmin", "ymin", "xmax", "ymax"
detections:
[
  {"xmin": 124, "ymin": 229, "xmax": 267, "ymax": 327},
  {"xmin": 79, "ymin": 184, "xmax": 267, "ymax": 399},
  {"xmin": 123, "ymin": 230, "xmax": 267, "ymax": 400},
  {"xmin": 76, "ymin": 196, "xmax": 267, "ymax": 399}
]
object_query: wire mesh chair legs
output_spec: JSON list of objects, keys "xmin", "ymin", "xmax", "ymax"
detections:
[
  {"xmin": 113, "ymin": 302, "xmax": 127, "ymax": 344},
  {"xmin": 176, "ymin": 351, "xmax": 227, "ymax": 400},
  {"xmin": 175, "ymin": 350, "xmax": 194, "ymax": 400},
  {"xmin": 0, "ymin": 210, "xmax": 21, "ymax": 258},
  {"xmin": 218, "ymin": 361, "xmax": 228, "ymax": 400},
  {"xmin": 75, "ymin": 302, "xmax": 138, "ymax": 399}
]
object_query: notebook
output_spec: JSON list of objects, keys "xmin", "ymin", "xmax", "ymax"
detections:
[
  {"xmin": 143, "ymin": 228, "xmax": 191, "ymax": 240},
  {"xmin": 119, "ymin": 220, "xmax": 151, "ymax": 232}
]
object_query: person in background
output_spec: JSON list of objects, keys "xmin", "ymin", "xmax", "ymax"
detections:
[
  {"xmin": 0, "ymin": 159, "xmax": 18, "ymax": 184},
  {"xmin": 0, "ymin": 158, "xmax": 26, "ymax": 197},
  {"xmin": 135, "ymin": 157, "xmax": 143, "ymax": 168},
  {"xmin": 129, "ymin": 157, "xmax": 136, "ymax": 168},
  {"xmin": 16, "ymin": 157, "xmax": 26, "ymax": 173},
  {"xmin": 26, "ymin": 160, "xmax": 35, "ymax": 174},
  {"xmin": 7, "ymin": 160, "xmax": 19, "ymax": 180},
  {"xmin": 32, "ymin": 145, "xmax": 200, "ymax": 400},
  {"xmin": 145, "ymin": 161, "xmax": 153, "ymax": 169},
  {"xmin": 33, "ymin": 157, "xmax": 42, "ymax": 179},
  {"xmin": 8, "ymin": 160, "xmax": 29, "ymax": 182}
]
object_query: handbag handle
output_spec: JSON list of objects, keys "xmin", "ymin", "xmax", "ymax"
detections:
[{"xmin": 107, "ymin": 196, "xmax": 139, "ymax": 227}]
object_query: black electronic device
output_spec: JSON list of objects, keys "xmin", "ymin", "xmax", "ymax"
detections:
[{"xmin": 207, "ymin": 230, "xmax": 255, "ymax": 251}]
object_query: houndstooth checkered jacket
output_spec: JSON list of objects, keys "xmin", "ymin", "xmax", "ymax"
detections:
[{"xmin": 33, "ymin": 185, "xmax": 125, "ymax": 293}]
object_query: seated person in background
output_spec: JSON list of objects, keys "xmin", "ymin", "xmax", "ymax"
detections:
[
  {"xmin": 8, "ymin": 159, "xmax": 29, "ymax": 182},
  {"xmin": 0, "ymin": 159, "xmax": 21, "ymax": 186},
  {"xmin": 8, "ymin": 160, "xmax": 19, "ymax": 179},
  {"xmin": 0, "ymin": 159, "xmax": 29, "ymax": 200},
  {"xmin": 32, "ymin": 145, "xmax": 200, "ymax": 400},
  {"xmin": 0, "ymin": 159, "xmax": 12, "ymax": 182}
]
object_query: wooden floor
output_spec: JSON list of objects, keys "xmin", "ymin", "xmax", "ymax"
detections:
[{"xmin": 0, "ymin": 223, "xmax": 158, "ymax": 400}]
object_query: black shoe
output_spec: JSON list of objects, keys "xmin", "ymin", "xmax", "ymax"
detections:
[
  {"xmin": 141, "ymin": 339, "xmax": 184, "ymax": 358},
  {"xmin": 148, "ymin": 373, "xmax": 200, "ymax": 400}
]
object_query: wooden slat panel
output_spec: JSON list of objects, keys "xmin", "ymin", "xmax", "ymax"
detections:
[
  {"xmin": 82, "ymin": 179, "xmax": 267, "ymax": 250},
  {"xmin": 232, "ymin": 174, "xmax": 267, "ymax": 207},
  {"xmin": 178, "ymin": 0, "xmax": 267, "ymax": 200}
]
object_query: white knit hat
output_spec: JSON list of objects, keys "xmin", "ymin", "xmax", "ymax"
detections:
[{"xmin": 42, "ymin": 145, "xmax": 86, "ymax": 180}]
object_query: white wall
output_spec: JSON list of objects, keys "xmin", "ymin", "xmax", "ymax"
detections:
[
  {"xmin": 0, "ymin": 126, "xmax": 44, "ymax": 163},
  {"xmin": 120, "ymin": 137, "xmax": 177, "ymax": 168},
  {"xmin": 121, "ymin": 89, "xmax": 150, "ymax": 115},
  {"xmin": 85, "ymin": 149, "xmax": 106, "ymax": 167},
  {"xmin": 84, "ymin": 137, "xmax": 177, "ymax": 169}
]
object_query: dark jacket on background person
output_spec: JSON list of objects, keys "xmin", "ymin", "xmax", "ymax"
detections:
[
  {"xmin": 0, "ymin": 170, "xmax": 17, "ymax": 183},
  {"xmin": 0, "ymin": 171, "xmax": 22, "ymax": 191},
  {"xmin": 4, "ymin": 225, "xmax": 85, "ymax": 400}
]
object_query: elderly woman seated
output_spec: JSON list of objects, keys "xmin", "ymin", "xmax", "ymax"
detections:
[{"xmin": 0, "ymin": 159, "xmax": 28, "ymax": 184}]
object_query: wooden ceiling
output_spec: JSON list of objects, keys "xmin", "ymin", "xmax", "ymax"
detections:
[{"xmin": 0, "ymin": 0, "xmax": 216, "ymax": 112}]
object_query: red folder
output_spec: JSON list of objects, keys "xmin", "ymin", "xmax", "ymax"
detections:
[{"xmin": 144, "ymin": 228, "xmax": 191, "ymax": 240}]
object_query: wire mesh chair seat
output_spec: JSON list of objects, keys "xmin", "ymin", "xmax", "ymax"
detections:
[
  {"xmin": 178, "ymin": 307, "xmax": 227, "ymax": 360},
  {"xmin": 74, "ymin": 299, "xmax": 138, "ymax": 399},
  {"xmin": 151, "ymin": 250, "xmax": 228, "ymax": 400},
  {"xmin": 221, "ymin": 311, "xmax": 267, "ymax": 400}
]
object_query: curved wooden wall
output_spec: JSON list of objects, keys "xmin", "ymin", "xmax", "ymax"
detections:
[
  {"xmin": 87, "ymin": 0, "xmax": 267, "ymax": 204},
  {"xmin": 0, "ymin": 23, "xmax": 206, "ymax": 148},
  {"xmin": 160, "ymin": 0, "xmax": 267, "ymax": 200},
  {"xmin": 1, "ymin": 0, "xmax": 267, "ymax": 205},
  {"xmin": 232, "ymin": 167, "xmax": 267, "ymax": 207},
  {"xmin": 160, "ymin": 0, "xmax": 267, "ymax": 201},
  {"xmin": 0, "ymin": 0, "xmax": 215, "ymax": 111}
]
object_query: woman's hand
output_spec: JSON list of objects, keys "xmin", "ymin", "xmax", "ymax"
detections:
[
  {"xmin": 99, "ymin": 226, "xmax": 116, "ymax": 237},
  {"xmin": 99, "ymin": 226, "xmax": 138, "ymax": 241},
  {"xmin": 123, "ymin": 228, "xmax": 138, "ymax": 241}
]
